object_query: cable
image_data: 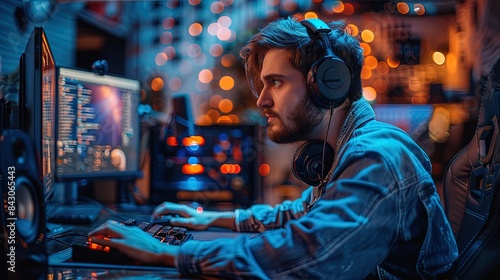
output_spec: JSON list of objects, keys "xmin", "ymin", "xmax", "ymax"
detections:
[{"xmin": 320, "ymin": 103, "xmax": 335, "ymax": 184}]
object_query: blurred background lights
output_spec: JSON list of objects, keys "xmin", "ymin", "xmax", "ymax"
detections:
[
  {"xmin": 304, "ymin": 11, "xmax": 318, "ymax": 19},
  {"xmin": 210, "ymin": 1, "xmax": 224, "ymax": 14},
  {"xmin": 217, "ymin": 27, "xmax": 232, "ymax": 41},
  {"xmin": 151, "ymin": 77, "xmax": 164, "ymax": 91},
  {"xmin": 387, "ymin": 56, "xmax": 400, "ymax": 68},
  {"xmin": 218, "ymin": 98, "xmax": 234, "ymax": 113},
  {"xmin": 209, "ymin": 94, "xmax": 223, "ymax": 108},
  {"xmin": 209, "ymin": 43, "xmax": 224, "ymax": 57},
  {"xmin": 217, "ymin": 16, "xmax": 232, "ymax": 27},
  {"xmin": 361, "ymin": 29, "xmax": 374, "ymax": 43},
  {"xmin": 219, "ymin": 76, "xmax": 235, "ymax": 90},
  {"xmin": 188, "ymin": 23, "xmax": 203, "ymax": 36},
  {"xmin": 208, "ymin": 23, "xmax": 221, "ymax": 36},
  {"xmin": 362, "ymin": 86, "xmax": 377, "ymax": 101},
  {"xmin": 221, "ymin": 54, "xmax": 237, "ymax": 67},
  {"xmin": 162, "ymin": 17, "xmax": 175, "ymax": 29},
  {"xmin": 346, "ymin": 23, "xmax": 359, "ymax": 36},
  {"xmin": 432, "ymin": 51, "xmax": 446, "ymax": 65},
  {"xmin": 364, "ymin": 55, "xmax": 378, "ymax": 69},
  {"xmin": 198, "ymin": 69, "xmax": 213, "ymax": 83},
  {"xmin": 168, "ymin": 77, "xmax": 182, "ymax": 91},
  {"xmin": 332, "ymin": 1, "xmax": 344, "ymax": 13},
  {"xmin": 259, "ymin": 163, "xmax": 271, "ymax": 177},
  {"xmin": 359, "ymin": 42, "xmax": 371, "ymax": 56},
  {"xmin": 343, "ymin": 2, "xmax": 355, "ymax": 16},
  {"xmin": 155, "ymin": 52, "xmax": 168, "ymax": 66},
  {"xmin": 397, "ymin": 2, "xmax": 410, "ymax": 14},
  {"xmin": 414, "ymin": 4, "xmax": 425, "ymax": 15},
  {"xmin": 376, "ymin": 61, "xmax": 390, "ymax": 75}
]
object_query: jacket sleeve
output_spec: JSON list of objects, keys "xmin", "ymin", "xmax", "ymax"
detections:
[
  {"xmin": 177, "ymin": 156, "xmax": 401, "ymax": 279},
  {"xmin": 233, "ymin": 186, "xmax": 313, "ymax": 232}
]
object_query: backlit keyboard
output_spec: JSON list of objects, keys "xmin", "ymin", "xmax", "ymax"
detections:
[{"xmin": 71, "ymin": 219, "xmax": 193, "ymax": 265}]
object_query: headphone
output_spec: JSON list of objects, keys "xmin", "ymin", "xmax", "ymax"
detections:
[
  {"xmin": 291, "ymin": 139, "xmax": 334, "ymax": 186},
  {"xmin": 300, "ymin": 18, "xmax": 352, "ymax": 109},
  {"xmin": 291, "ymin": 19, "xmax": 350, "ymax": 186}
]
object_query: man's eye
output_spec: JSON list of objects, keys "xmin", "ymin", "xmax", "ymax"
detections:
[{"xmin": 272, "ymin": 79, "xmax": 282, "ymax": 87}]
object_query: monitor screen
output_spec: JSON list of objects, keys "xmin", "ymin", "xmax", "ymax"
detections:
[
  {"xmin": 150, "ymin": 124, "xmax": 260, "ymax": 208},
  {"xmin": 55, "ymin": 66, "xmax": 141, "ymax": 181},
  {"xmin": 19, "ymin": 27, "xmax": 56, "ymax": 200}
]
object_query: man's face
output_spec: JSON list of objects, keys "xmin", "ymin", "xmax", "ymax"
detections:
[{"xmin": 257, "ymin": 49, "xmax": 324, "ymax": 144}]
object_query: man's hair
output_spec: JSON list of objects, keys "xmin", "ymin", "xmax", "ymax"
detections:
[{"xmin": 239, "ymin": 17, "xmax": 364, "ymax": 104}]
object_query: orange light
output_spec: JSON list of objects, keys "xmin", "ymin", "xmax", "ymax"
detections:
[
  {"xmin": 219, "ymin": 76, "xmax": 235, "ymax": 90},
  {"xmin": 182, "ymin": 135, "xmax": 205, "ymax": 146},
  {"xmin": 304, "ymin": 12, "xmax": 318, "ymax": 19},
  {"xmin": 360, "ymin": 66, "xmax": 372, "ymax": 80},
  {"xmin": 332, "ymin": 1, "xmax": 344, "ymax": 13},
  {"xmin": 188, "ymin": 23, "xmax": 203, "ymax": 36},
  {"xmin": 218, "ymin": 98, "xmax": 234, "ymax": 113},
  {"xmin": 259, "ymin": 163, "xmax": 271, "ymax": 176},
  {"xmin": 364, "ymin": 55, "xmax": 378, "ymax": 70},
  {"xmin": 221, "ymin": 164, "xmax": 229, "ymax": 174},
  {"xmin": 346, "ymin": 24, "xmax": 359, "ymax": 36},
  {"xmin": 220, "ymin": 164, "xmax": 241, "ymax": 174},
  {"xmin": 166, "ymin": 136, "xmax": 178, "ymax": 146},
  {"xmin": 217, "ymin": 115, "xmax": 233, "ymax": 124},
  {"xmin": 221, "ymin": 54, "xmax": 236, "ymax": 67},
  {"xmin": 151, "ymin": 77, "xmax": 165, "ymax": 91},
  {"xmin": 362, "ymin": 86, "xmax": 377, "ymax": 101},
  {"xmin": 397, "ymin": 2, "xmax": 410, "ymax": 14},
  {"xmin": 182, "ymin": 164, "xmax": 204, "ymax": 175},
  {"xmin": 360, "ymin": 42, "xmax": 371, "ymax": 56},
  {"xmin": 361, "ymin": 29, "xmax": 375, "ymax": 43},
  {"xmin": 387, "ymin": 56, "xmax": 400, "ymax": 68},
  {"xmin": 343, "ymin": 3, "xmax": 355, "ymax": 16}
]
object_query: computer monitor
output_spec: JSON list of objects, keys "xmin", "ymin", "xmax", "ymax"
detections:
[
  {"xmin": 12, "ymin": 26, "xmax": 54, "ymax": 278},
  {"xmin": 19, "ymin": 26, "xmax": 56, "ymax": 201},
  {"xmin": 55, "ymin": 66, "xmax": 141, "ymax": 181},
  {"xmin": 150, "ymin": 124, "xmax": 260, "ymax": 208},
  {"xmin": 50, "ymin": 66, "xmax": 141, "ymax": 223}
]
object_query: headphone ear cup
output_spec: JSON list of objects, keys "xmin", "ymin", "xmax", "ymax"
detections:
[
  {"xmin": 308, "ymin": 56, "xmax": 352, "ymax": 109},
  {"xmin": 291, "ymin": 140, "xmax": 334, "ymax": 186}
]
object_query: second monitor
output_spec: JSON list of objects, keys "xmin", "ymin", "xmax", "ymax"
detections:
[
  {"xmin": 56, "ymin": 66, "xmax": 141, "ymax": 181},
  {"xmin": 49, "ymin": 66, "xmax": 141, "ymax": 224}
]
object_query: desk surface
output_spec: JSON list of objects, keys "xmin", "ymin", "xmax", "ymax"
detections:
[{"xmin": 46, "ymin": 202, "xmax": 246, "ymax": 279}]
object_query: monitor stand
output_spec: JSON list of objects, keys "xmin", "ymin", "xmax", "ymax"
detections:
[{"xmin": 47, "ymin": 181, "xmax": 102, "ymax": 225}]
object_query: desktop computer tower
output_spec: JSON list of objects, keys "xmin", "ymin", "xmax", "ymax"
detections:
[{"xmin": 148, "ymin": 123, "xmax": 262, "ymax": 209}]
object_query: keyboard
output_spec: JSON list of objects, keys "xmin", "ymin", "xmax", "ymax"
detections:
[{"xmin": 71, "ymin": 218, "xmax": 193, "ymax": 265}]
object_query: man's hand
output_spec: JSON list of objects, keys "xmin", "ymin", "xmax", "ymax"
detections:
[
  {"xmin": 88, "ymin": 220, "xmax": 179, "ymax": 266},
  {"xmin": 152, "ymin": 201, "xmax": 235, "ymax": 230}
]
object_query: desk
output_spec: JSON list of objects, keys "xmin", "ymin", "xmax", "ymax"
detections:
[{"xmin": 46, "ymin": 203, "xmax": 246, "ymax": 279}]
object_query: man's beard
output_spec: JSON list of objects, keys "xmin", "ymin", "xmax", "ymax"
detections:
[{"xmin": 267, "ymin": 96, "xmax": 325, "ymax": 144}]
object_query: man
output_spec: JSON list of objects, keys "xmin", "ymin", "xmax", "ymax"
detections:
[{"xmin": 89, "ymin": 17, "xmax": 458, "ymax": 279}]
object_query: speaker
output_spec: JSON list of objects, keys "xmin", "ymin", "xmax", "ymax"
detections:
[
  {"xmin": 0, "ymin": 129, "xmax": 47, "ymax": 280},
  {"xmin": 291, "ymin": 139, "xmax": 334, "ymax": 186},
  {"xmin": 300, "ymin": 18, "xmax": 352, "ymax": 109}
]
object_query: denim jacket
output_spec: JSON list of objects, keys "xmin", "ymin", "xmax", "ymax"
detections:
[{"xmin": 177, "ymin": 99, "xmax": 458, "ymax": 279}]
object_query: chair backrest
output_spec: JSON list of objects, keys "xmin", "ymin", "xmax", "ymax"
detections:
[{"xmin": 441, "ymin": 57, "xmax": 500, "ymax": 279}]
